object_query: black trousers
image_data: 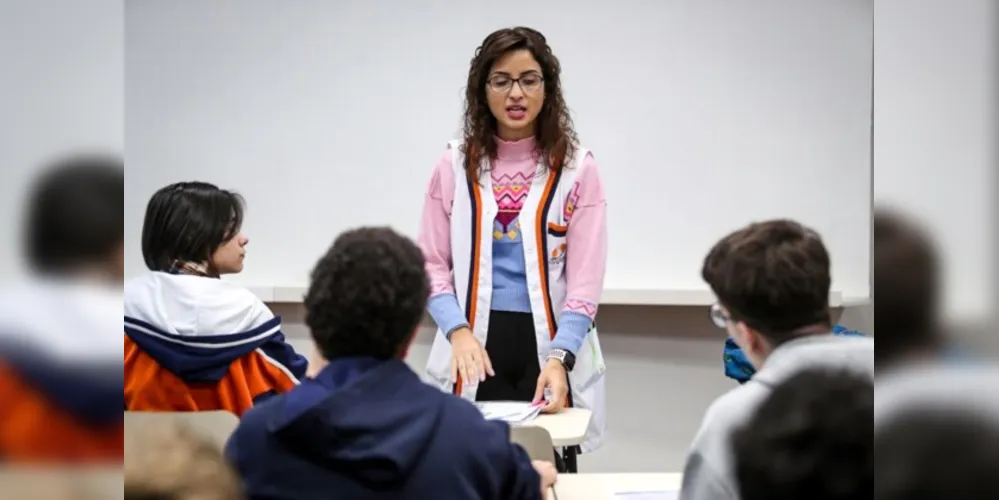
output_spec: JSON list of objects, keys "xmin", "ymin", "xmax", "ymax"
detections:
[
  {"xmin": 474, "ymin": 310, "xmax": 577, "ymax": 472},
  {"xmin": 475, "ymin": 310, "xmax": 540, "ymax": 403}
]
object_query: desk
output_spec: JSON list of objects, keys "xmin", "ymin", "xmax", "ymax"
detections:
[
  {"xmin": 549, "ymin": 473, "xmax": 683, "ymax": 500},
  {"xmin": 520, "ymin": 407, "xmax": 591, "ymax": 447},
  {"xmin": 518, "ymin": 407, "xmax": 591, "ymax": 473}
]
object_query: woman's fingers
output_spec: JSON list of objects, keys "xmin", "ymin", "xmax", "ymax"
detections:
[
  {"xmin": 480, "ymin": 347, "xmax": 495, "ymax": 377},
  {"xmin": 466, "ymin": 351, "xmax": 483, "ymax": 382},
  {"xmin": 452, "ymin": 336, "xmax": 493, "ymax": 387},
  {"xmin": 458, "ymin": 358, "xmax": 468, "ymax": 384},
  {"xmin": 541, "ymin": 375, "xmax": 568, "ymax": 413}
]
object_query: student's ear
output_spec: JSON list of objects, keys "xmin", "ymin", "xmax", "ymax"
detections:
[
  {"xmin": 306, "ymin": 343, "xmax": 328, "ymax": 378},
  {"xmin": 734, "ymin": 322, "xmax": 765, "ymax": 355}
]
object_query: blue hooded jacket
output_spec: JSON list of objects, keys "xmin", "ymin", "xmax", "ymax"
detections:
[{"xmin": 225, "ymin": 357, "xmax": 542, "ymax": 500}]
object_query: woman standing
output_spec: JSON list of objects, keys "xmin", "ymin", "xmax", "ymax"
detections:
[{"xmin": 419, "ymin": 27, "xmax": 608, "ymax": 458}]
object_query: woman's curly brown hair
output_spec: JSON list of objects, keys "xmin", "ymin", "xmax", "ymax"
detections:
[{"xmin": 461, "ymin": 26, "xmax": 578, "ymax": 181}]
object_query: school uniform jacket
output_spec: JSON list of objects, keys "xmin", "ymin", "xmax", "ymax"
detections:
[
  {"xmin": 0, "ymin": 280, "xmax": 122, "ymax": 462},
  {"xmin": 226, "ymin": 357, "xmax": 543, "ymax": 500},
  {"xmin": 124, "ymin": 272, "xmax": 307, "ymax": 415},
  {"xmin": 425, "ymin": 140, "xmax": 608, "ymax": 452}
]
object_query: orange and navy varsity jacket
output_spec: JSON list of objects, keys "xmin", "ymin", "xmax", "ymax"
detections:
[
  {"xmin": 0, "ymin": 280, "xmax": 123, "ymax": 463},
  {"xmin": 124, "ymin": 272, "xmax": 308, "ymax": 416}
]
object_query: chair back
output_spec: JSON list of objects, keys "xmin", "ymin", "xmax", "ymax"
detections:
[
  {"xmin": 510, "ymin": 425, "xmax": 555, "ymax": 462},
  {"xmin": 124, "ymin": 410, "xmax": 239, "ymax": 452}
]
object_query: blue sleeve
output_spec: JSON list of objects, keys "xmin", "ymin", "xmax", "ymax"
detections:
[
  {"xmin": 551, "ymin": 311, "xmax": 592, "ymax": 355},
  {"xmin": 427, "ymin": 293, "xmax": 469, "ymax": 339},
  {"xmin": 504, "ymin": 442, "xmax": 544, "ymax": 500},
  {"xmin": 224, "ymin": 425, "xmax": 244, "ymax": 472},
  {"xmin": 259, "ymin": 332, "xmax": 309, "ymax": 381}
]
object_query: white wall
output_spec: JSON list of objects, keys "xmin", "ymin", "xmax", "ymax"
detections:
[
  {"xmin": 0, "ymin": 0, "xmax": 123, "ymax": 277},
  {"xmin": 124, "ymin": 0, "xmax": 874, "ymax": 297},
  {"xmin": 873, "ymin": 0, "xmax": 997, "ymax": 322}
]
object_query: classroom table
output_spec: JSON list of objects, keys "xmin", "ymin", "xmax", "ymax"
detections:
[
  {"xmin": 519, "ymin": 407, "xmax": 591, "ymax": 473},
  {"xmin": 548, "ymin": 473, "xmax": 684, "ymax": 500},
  {"xmin": 522, "ymin": 407, "xmax": 591, "ymax": 447}
]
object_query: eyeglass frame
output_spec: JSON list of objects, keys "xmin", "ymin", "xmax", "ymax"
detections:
[
  {"xmin": 485, "ymin": 71, "xmax": 545, "ymax": 94},
  {"xmin": 710, "ymin": 303, "xmax": 733, "ymax": 329}
]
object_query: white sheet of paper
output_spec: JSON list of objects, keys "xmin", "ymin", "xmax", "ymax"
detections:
[
  {"xmin": 613, "ymin": 491, "xmax": 679, "ymax": 500},
  {"xmin": 475, "ymin": 401, "xmax": 542, "ymax": 423}
]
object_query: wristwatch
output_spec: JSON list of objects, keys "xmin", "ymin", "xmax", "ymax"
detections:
[{"xmin": 547, "ymin": 348, "xmax": 576, "ymax": 372}]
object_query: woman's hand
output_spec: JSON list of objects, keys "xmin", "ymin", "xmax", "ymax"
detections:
[
  {"xmin": 533, "ymin": 359, "xmax": 569, "ymax": 413},
  {"xmin": 532, "ymin": 459, "xmax": 558, "ymax": 496},
  {"xmin": 450, "ymin": 327, "xmax": 494, "ymax": 385}
]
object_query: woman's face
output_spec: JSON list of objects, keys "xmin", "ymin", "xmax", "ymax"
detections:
[
  {"xmin": 211, "ymin": 229, "xmax": 248, "ymax": 275},
  {"xmin": 486, "ymin": 49, "xmax": 545, "ymax": 141}
]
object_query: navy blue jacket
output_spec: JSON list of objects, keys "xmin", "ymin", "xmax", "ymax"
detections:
[{"xmin": 225, "ymin": 357, "xmax": 542, "ymax": 500}]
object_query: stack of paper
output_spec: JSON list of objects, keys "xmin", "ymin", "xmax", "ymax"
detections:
[
  {"xmin": 614, "ymin": 491, "xmax": 679, "ymax": 500},
  {"xmin": 475, "ymin": 401, "xmax": 542, "ymax": 424}
]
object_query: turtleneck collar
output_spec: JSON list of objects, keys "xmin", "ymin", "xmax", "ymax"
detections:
[{"xmin": 495, "ymin": 136, "xmax": 537, "ymax": 161}]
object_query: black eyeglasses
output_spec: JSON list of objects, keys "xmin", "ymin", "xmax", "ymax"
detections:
[{"xmin": 486, "ymin": 72, "xmax": 544, "ymax": 94}]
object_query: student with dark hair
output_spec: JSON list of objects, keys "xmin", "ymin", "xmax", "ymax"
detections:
[
  {"xmin": 124, "ymin": 182, "xmax": 307, "ymax": 416},
  {"xmin": 226, "ymin": 227, "xmax": 556, "ymax": 500},
  {"xmin": 874, "ymin": 365, "xmax": 999, "ymax": 500},
  {"xmin": 733, "ymin": 369, "xmax": 873, "ymax": 500},
  {"xmin": 872, "ymin": 208, "xmax": 944, "ymax": 368},
  {"xmin": 0, "ymin": 153, "xmax": 124, "ymax": 462},
  {"xmin": 678, "ymin": 219, "xmax": 874, "ymax": 500}
]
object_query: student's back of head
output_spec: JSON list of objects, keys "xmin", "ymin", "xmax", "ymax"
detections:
[
  {"xmin": 875, "ymin": 406, "xmax": 999, "ymax": 500},
  {"xmin": 24, "ymin": 153, "xmax": 123, "ymax": 281},
  {"xmin": 733, "ymin": 368, "xmax": 872, "ymax": 500},
  {"xmin": 226, "ymin": 227, "xmax": 550, "ymax": 499},
  {"xmin": 304, "ymin": 226, "xmax": 428, "ymax": 363},
  {"xmin": 125, "ymin": 422, "xmax": 243, "ymax": 500},
  {"xmin": 141, "ymin": 181, "xmax": 248, "ymax": 277},
  {"xmin": 872, "ymin": 208, "xmax": 942, "ymax": 367},
  {"xmin": 701, "ymin": 219, "xmax": 833, "ymax": 368},
  {"xmin": 0, "ymin": 154, "xmax": 124, "ymax": 463}
]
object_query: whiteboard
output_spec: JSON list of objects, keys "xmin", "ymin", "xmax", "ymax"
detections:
[
  {"xmin": 125, "ymin": 0, "xmax": 873, "ymax": 301},
  {"xmin": 873, "ymin": 0, "xmax": 996, "ymax": 319}
]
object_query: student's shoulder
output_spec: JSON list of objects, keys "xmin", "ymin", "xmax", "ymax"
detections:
[
  {"xmin": 436, "ymin": 395, "xmax": 516, "ymax": 453},
  {"xmin": 694, "ymin": 383, "xmax": 769, "ymax": 447},
  {"xmin": 226, "ymin": 392, "xmax": 282, "ymax": 454},
  {"xmin": 125, "ymin": 272, "xmax": 275, "ymax": 333}
]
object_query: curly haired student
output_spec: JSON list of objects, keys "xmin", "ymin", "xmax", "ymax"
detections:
[{"xmin": 226, "ymin": 227, "xmax": 556, "ymax": 500}]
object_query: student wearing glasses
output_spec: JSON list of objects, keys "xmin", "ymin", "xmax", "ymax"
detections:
[
  {"xmin": 418, "ymin": 27, "xmax": 608, "ymax": 463},
  {"xmin": 678, "ymin": 220, "xmax": 874, "ymax": 500}
]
